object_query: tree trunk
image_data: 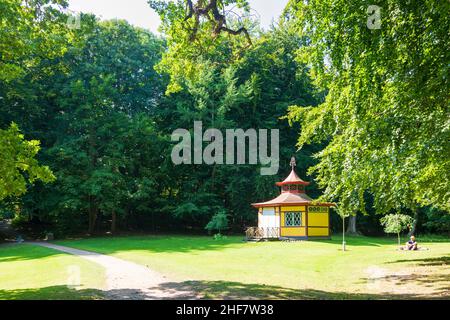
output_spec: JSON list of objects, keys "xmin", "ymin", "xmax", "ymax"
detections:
[
  {"xmin": 111, "ymin": 210, "xmax": 117, "ymax": 234},
  {"xmin": 87, "ymin": 125, "xmax": 98, "ymax": 235},
  {"xmin": 408, "ymin": 209, "xmax": 419, "ymax": 236},
  {"xmin": 342, "ymin": 216, "xmax": 346, "ymax": 251},
  {"xmin": 125, "ymin": 208, "xmax": 130, "ymax": 230},
  {"xmin": 88, "ymin": 196, "xmax": 98, "ymax": 235},
  {"xmin": 346, "ymin": 215, "xmax": 358, "ymax": 234}
]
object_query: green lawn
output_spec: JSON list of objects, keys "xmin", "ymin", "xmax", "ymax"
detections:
[
  {"xmin": 0, "ymin": 244, "xmax": 106, "ymax": 300},
  {"xmin": 55, "ymin": 235, "xmax": 450, "ymax": 299}
]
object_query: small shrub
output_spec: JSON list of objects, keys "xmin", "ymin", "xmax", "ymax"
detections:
[
  {"xmin": 380, "ymin": 214, "xmax": 414, "ymax": 246},
  {"xmin": 213, "ymin": 233, "xmax": 227, "ymax": 240},
  {"xmin": 205, "ymin": 210, "xmax": 229, "ymax": 239}
]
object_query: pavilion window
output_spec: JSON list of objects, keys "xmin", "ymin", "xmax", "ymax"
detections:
[{"xmin": 285, "ymin": 212, "xmax": 302, "ymax": 227}]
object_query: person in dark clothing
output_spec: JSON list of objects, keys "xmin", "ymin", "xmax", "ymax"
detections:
[{"xmin": 405, "ymin": 235, "xmax": 418, "ymax": 250}]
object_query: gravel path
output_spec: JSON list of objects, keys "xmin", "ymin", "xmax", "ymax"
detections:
[{"xmin": 32, "ymin": 242, "xmax": 198, "ymax": 300}]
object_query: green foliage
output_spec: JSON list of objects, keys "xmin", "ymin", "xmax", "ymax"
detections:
[
  {"xmin": 1, "ymin": 14, "xmax": 169, "ymax": 234},
  {"xmin": 0, "ymin": 0, "xmax": 66, "ymax": 203},
  {"xmin": 380, "ymin": 213, "xmax": 415, "ymax": 245},
  {"xmin": 0, "ymin": 123, "xmax": 55, "ymax": 201},
  {"xmin": 423, "ymin": 207, "xmax": 450, "ymax": 234},
  {"xmin": 0, "ymin": 0, "xmax": 70, "ymax": 82},
  {"xmin": 205, "ymin": 210, "xmax": 229, "ymax": 234},
  {"xmin": 213, "ymin": 233, "xmax": 227, "ymax": 240},
  {"xmin": 148, "ymin": 0, "xmax": 258, "ymax": 94},
  {"xmin": 40, "ymin": 19, "xmax": 168, "ymax": 233},
  {"xmin": 1, "ymin": 0, "xmax": 448, "ymax": 237},
  {"xmin": 380, "ymin": 214, "xmax": 414, "ymax": 235},
  {"xmin": 151, "ymin": 22, "xmax": 322, "ymax": 230},
  {"xmin": 285, "ymin": 0, "xmax": 450, "ymax": 215}
]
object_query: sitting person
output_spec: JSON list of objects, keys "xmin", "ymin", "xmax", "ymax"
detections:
[{"xmin": 404, "ymin": 235, "xmax": 418, "ymax": 250}]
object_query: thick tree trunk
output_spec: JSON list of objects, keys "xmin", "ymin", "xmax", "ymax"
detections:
[
  {"xmin": 111, "ymin": 210, "xmax": 117, "ymax": 234},
  {"xmin": 346, "ymin": 215, "xmax": 358, "ymax": 234}
]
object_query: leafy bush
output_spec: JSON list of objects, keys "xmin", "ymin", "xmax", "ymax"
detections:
[
  {"xmin": 423, "ymin": 207, "xmax": 450, "ymax": 234},
  {"xmin": 213, "ymin": 233, "xmax": 227, "ymax": 240}
]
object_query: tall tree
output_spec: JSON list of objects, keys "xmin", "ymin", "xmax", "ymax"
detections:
[
  {"xmin": 150, "ymin": 0, "xmax": 323, "ymax": 229},
  {"xmin": 15, "ymin": 17, "xmax": 168, "ymax": 234},
  {"xmin": 285, "ymin": 0, "xmax": 450, "ymax": 215},
  {"xmin": 0, "ymin": 0, "xmax": 68, "ymax": 203}
]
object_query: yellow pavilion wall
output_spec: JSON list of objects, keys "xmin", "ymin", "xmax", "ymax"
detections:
[
  {"xmin": 280, "ymin": 206, "xmax": 306, "ymax": 237},
  {"xmin": 307, "ymin": 206, "xmax": 330, "ymax": 237}
]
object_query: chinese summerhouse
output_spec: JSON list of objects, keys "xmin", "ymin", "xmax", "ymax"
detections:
[{"xmin": 248, "ymin": 158, "xmax": 334, "ymax": 240}]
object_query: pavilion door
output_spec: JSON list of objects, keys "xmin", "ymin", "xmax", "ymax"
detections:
[{"xmin": 260, "ymin": 208, "xmax": 280, "ymax": 238}]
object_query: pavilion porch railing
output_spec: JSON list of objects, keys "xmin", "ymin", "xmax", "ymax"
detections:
[{"xmin": 245, "ymin": 227, "xmax": 280, "ymax": 240}]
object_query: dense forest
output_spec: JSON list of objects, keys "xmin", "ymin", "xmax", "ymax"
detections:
[{"xmin": 0, "ymin": 0, "xmax": 449, "ymax": 238}]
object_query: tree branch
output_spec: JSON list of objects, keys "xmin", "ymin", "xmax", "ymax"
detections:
[{"xmin": 183, "ymin": 0, "xmax": 252, "ymax": 45}]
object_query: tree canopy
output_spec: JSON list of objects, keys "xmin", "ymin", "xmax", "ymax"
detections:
[
  {"xmin": 0, "ymin": 0, "xmax": 448, "ymax": 237},
  {"xmin": 0, "ymin": 123, "xmax": 55, "ymax": 201},
  {"xmin": 285, "ymin": 0, "xmax": 450, "ymax": 214}
]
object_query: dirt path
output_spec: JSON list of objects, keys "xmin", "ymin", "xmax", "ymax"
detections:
[{"xmin": 32, "ymin": 242, "xmax": 198, "ymax": 300}]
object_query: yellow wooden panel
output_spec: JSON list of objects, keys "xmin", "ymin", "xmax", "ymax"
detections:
[
  {"xmin": 308, "ymin": 212, "xmax": 329, "ymax": 227},
  {"xmin": 281, "ymin": 206, "xmax": 306, "ymax": 212},
  {"xmin": 281, "ymin": 227, "xmax": 306, "ymax": 237},
  {"xmin": 308, "ymin": 227, "xmax": 329, "ymax": 236}
]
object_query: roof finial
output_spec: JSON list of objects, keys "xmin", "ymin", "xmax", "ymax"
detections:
[{"xmin": 290, "ymin": 156, "xmax": 296, "ymax": 169}]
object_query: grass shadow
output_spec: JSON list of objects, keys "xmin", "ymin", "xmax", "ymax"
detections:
[
  {"xmin": 0, "ymin": 285, "xmax": 105, "ymax": 300},
  {"xmin": 152, "ymin": 280, "xmax": 448, "ymax": 300},
  {"xmin": 1, "ymin": 280, "xmax": 447, "ymax": 300},
  {"xmin": 0, "ymin": 243, "xmax": 63, "ymax": 263},
  {"xmin": 386, "ymin": 256, "xmax": 450, "ymax": 266},
  {"xmin": 358, "ymin": 273, "xmax": 449, "ymax": 297}
]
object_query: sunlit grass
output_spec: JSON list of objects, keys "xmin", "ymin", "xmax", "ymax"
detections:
[
  {"xmin": 56, "ymin": 235, "xmax": 450, "ymax": 299},
  {"xmin": 0, "ymin": 244, "xmax": 106, "ymax": 300}
]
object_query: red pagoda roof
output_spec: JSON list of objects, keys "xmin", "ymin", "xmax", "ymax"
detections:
[
  {"xmin": 251, "ymin": 192, "xmax": 334, "ymax": 208},
  {"xmin": 252, "ymin": 192, "xmax": 312, "ymax": 207},
  {"xmin": 251, "ymin": 162, "xmax": 334, "ymax": 208},
  {"xmin": 275, "ymin": 169, "xmax": 310, "ymax": 186}
]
